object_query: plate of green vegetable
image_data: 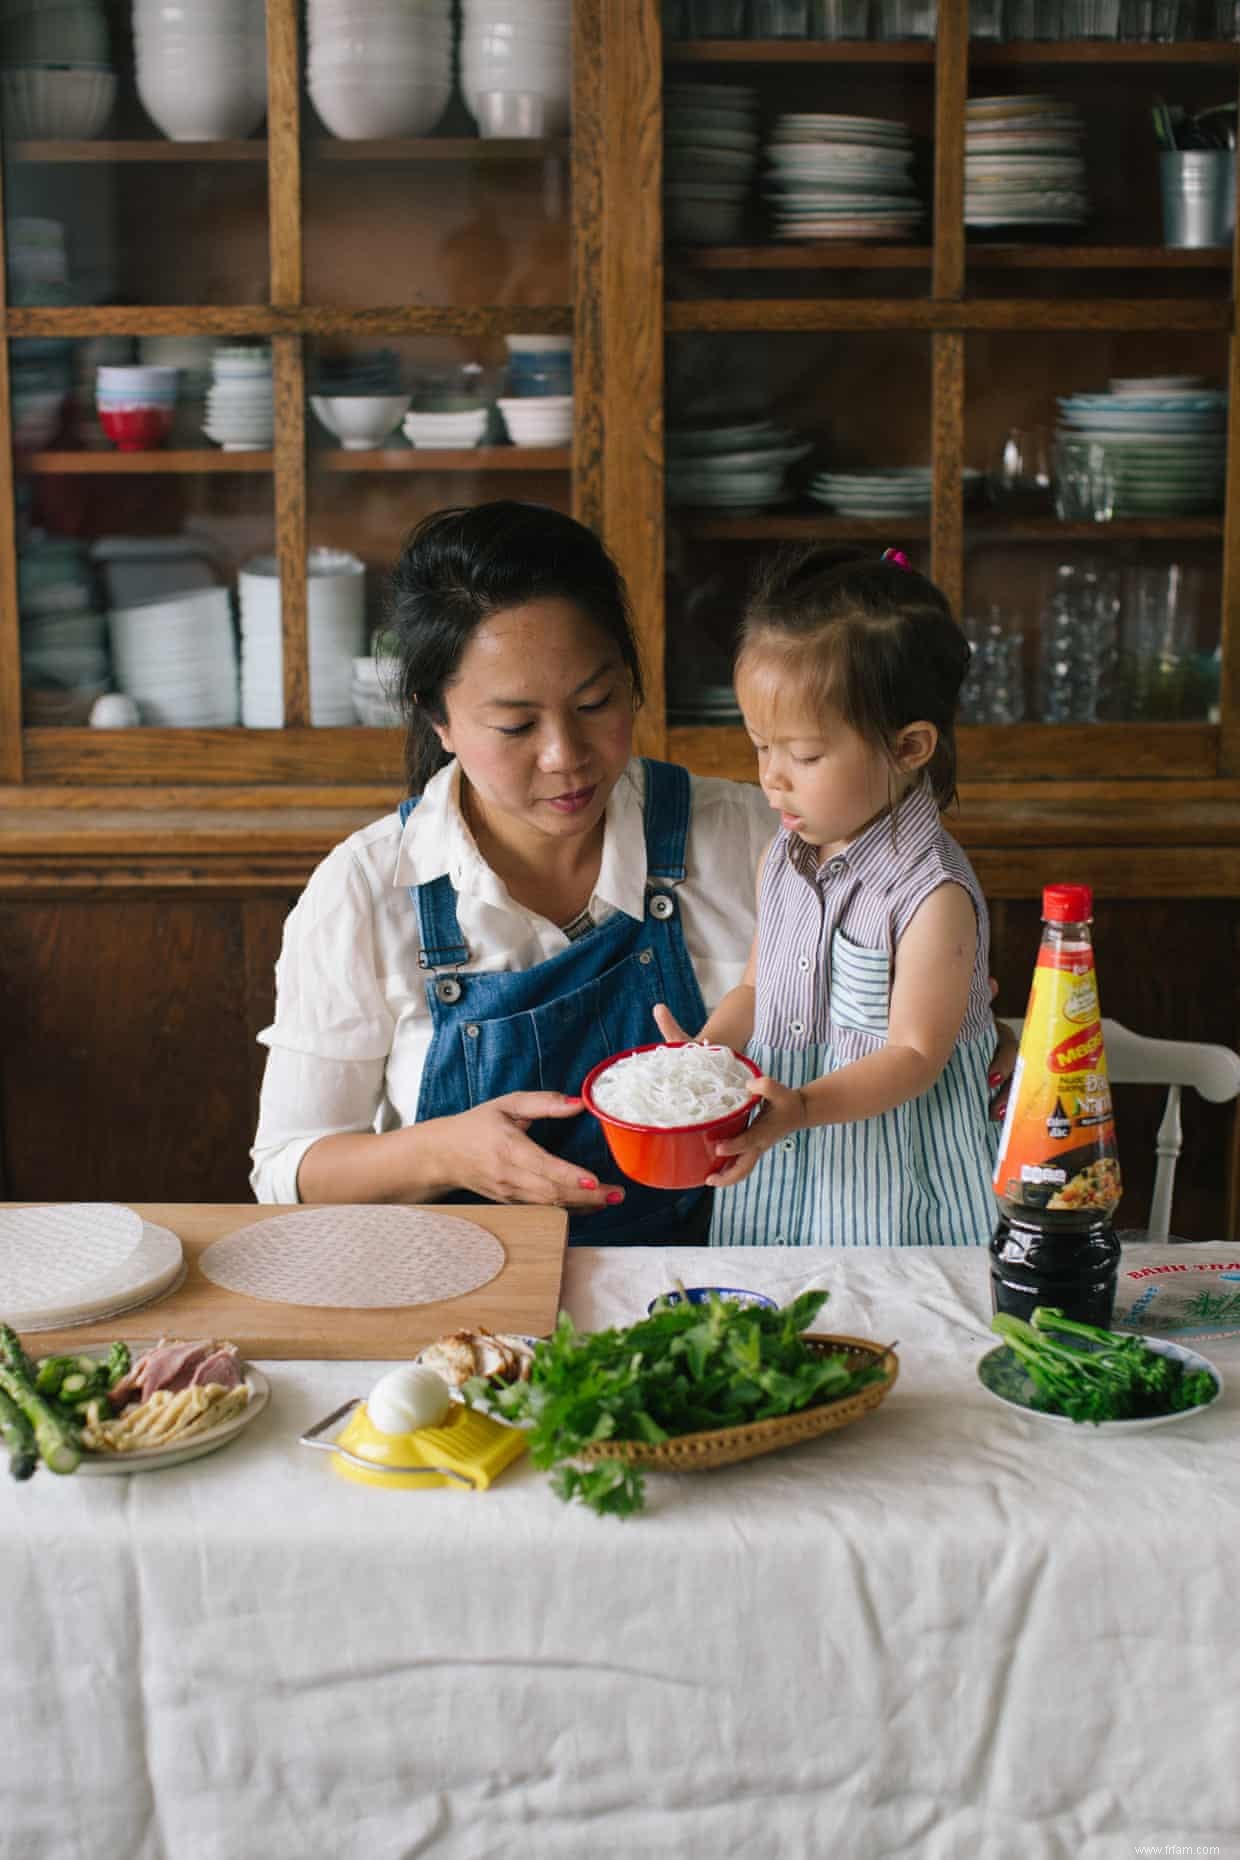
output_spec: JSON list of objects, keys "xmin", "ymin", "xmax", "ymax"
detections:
[{"xmin": 979, "ymin": 1308, "xmax": 1222, "ymax": 1432}]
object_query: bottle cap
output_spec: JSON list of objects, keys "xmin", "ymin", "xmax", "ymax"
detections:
[{"xmin": 1043, "ymin": 883, "xmax": 1092, "ymax": 923}]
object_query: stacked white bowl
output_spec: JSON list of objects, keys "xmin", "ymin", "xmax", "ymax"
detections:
[
  {"xmin": 108, "ymin": 586, "xmax": 240, "ymax": 727},
  {"xmin": 402, "ymin": 401, "xmax": 490, "ymax": 449},
  {"xmin": 351, "ymin": 655, "xmax": 404, "ymax": 727},
  {"xmin": 239, "ymin": 549, "xmax": 366, "ymax": 728},
  {"xmin": 307, "ymin": 0, "xmax": 453, "ymax": 140},
  {"xmin": 204, "ymin": 345, "xmax": 274, "ymax": 450},
  {"xmin": 134, "ymin": 0, "xmax": 267, "ymax": 142},
  {"xmin": 497, "ymin": 395, "xmax": 572, "ymax": 447},
  {"xmin": 1, "ymin": 0, "xmax": 115, "ymax": 137},
  {"xmin": 461, "ymin": 0, "xmax": 570, "ymax": 138}
]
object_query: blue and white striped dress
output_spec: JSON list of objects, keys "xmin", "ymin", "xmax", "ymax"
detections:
[{"xmin": 709, "ymin": 782, "xmax": 1000, "ymax": 1248}]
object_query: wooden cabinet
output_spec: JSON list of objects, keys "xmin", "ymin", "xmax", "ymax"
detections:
[{"xmin": 0, "ymin": 0, "xmax": 1237, "ymax": 1230}]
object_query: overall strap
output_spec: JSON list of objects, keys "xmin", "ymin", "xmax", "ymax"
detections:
[
  {"xmin": 398, "ymin": 794, "xmax": 470, "ymax": 971},
  {"xmin": 640, "ymin": 758, "xmax": 691, "ymax": 884}
]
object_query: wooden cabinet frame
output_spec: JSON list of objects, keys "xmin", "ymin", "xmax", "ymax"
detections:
[{"xmin": 0, "ymin": 0, "xmax": 1238, "ymax": 898}]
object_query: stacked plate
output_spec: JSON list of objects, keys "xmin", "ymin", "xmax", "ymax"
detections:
[
  {"xmin": 19, "ymin": 537, "xmax": 110, "ymax": 722},
  {"xmin": 965, "ymin": 95, "xmax": 1088, "ymax": 231},
  {"xmin": 351, "ymin": 655, "xmax": 404, "ymax": 727},
  {"xmin": 203, "ymin": 345, "xmax": 273, "ymax": 451},
  {"xmin": 808, "ymin": 465, "xmax": 984, "ymax": 517},
  {"xmin": 664, "ymin": 81, "xmax": 759, "ymax": 245},
  {"xmin": 108, "ymin": 586, "xmax": 239, "ymax": 726},
  {"xmin": 497, "ymin": 394, "xmax": 572, "ymax": 445},
  {"xmin": 1055, "ymin": 382, "xmax": 1228, "ymax": 517},
  {"xmin": 667, "ymin": 417, "xmax": 813, "ymax": 509},
  {"xmin": 764, "ymin": 113, "xmax": 921, "ymax": 242},
  {"xmin": 239, "ymin": 548, "xmax": 366, "ymax": 728},
  {"xmin": 308, "ymin": 0, "xmax": 452, "ymax": 139},
  {"xmin": 461, "ymin": 0, "xmax": 571, "ymax": 137}
]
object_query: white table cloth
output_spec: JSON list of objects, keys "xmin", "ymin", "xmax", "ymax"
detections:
[{"xmin": 4, "ymin": 1243, "xmax": 1238, "ymax": 1860}]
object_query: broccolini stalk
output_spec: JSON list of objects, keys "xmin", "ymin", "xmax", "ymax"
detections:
[{"xmin": 106, "ymin": 1340, "xmax": 131, "ymax": 1389}]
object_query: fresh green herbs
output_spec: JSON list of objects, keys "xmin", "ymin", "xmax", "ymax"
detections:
[
  {"xmin": 467, "ymin": 1288, "xmax": 886, "ymax": 1519},
  {"xmin": 991, "ymin": 1307, "xmax": 1219, "ymax": 1426}
]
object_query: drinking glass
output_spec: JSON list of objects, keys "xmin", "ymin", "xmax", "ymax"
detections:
[
  {"xmin": 809, "ymin": 0, "xmax": 871, "ymax": 30},
  {"xmin": 1214, "ymin": 0, "xmax": 1240, "ymax": 35},
  {"xmin": 751, "ymin": 0, "xmax": 809, "ymax": 28},
  {"xmin": 875, "ymin": 0, "xmax": 936, "ymax": 33},
  {"xmin": 970, "ymin": 0, "xmax": 1004, "ymax": 33},
  {"xmin": 1116, "ymin": 563, "xmax": 1201, "ymax": 718},
  {"xmin": 1004, "ymin": 0, "xmax": 1061, "ymax": 30},
  {"xmin": 988, "ymin": 425, "xmax": 1052, "ymax": 513},
  {"xmin": 687, "ymin": 0, "xmax": 749, "ymax": 30},
  {"xmin": 1052, "ymin": 437, "xmax": 1116, "ymax": 523},
  {"xmin": 1037, "ymin": 561, "xmax": 1120, "ymax": 722},
  {"xmin": 960, "ymin": 605, "xmax": 1026, "ymax": 723}
]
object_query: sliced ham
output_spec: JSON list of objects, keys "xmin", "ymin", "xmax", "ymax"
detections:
[{"xmin": 110, "ymin": 1337, "xmax": 242, "ymax": 1410}]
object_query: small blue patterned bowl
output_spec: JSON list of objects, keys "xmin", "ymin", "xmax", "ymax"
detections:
[{"xmin": 646, "ymin": 1286, "xmax": 777, "ymax": 1315}]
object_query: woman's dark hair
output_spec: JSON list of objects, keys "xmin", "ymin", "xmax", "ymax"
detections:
[
  {"xmin": 737, "ymin": 545, "xmax": 971, "ymax": 810},
  {"xmin": 386, "ymin": 501, "xmax": 644, "ymax": 793}
]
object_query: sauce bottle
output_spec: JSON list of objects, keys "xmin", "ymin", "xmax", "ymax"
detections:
[{"xmin": 989, "ymin": 884, "xmax": 1122, "ymax": 1327}]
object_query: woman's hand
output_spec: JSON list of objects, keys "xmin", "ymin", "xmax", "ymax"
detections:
[
  {"xmin": 652, "ymin": 1002, "xmax": 695, "ymax": 1045},
  {"xmin": 706, "ymin": 1074, "xmax": 806, "ymax": 1190},
  {"xmin": 987, "ymin": 977, "xmax": 1018, "ymax": 1121},
  {"xmin": 435, "ymin": 1092, "xmax": 623, "ymax": 1212}
]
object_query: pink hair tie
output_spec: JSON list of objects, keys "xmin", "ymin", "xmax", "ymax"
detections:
[{"xmin": 881, "ymin": 548, "xmax": 913, "ymax": 572}]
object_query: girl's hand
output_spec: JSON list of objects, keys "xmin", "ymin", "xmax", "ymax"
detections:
[
  {"xmin": 706, "ymin": 1074, "xmax": 807, "ymax": 1189},
  {"xmin": 652, "ymin": 1002, "xmax": 694, "ymax": 1045},
  {"xmin": 435, "ymin": 1093, "xmax": 624, "ymax": 1212},
  {"xmin": 986, "ymin": 978, "xmax": 1019, "ymax": 1122}
]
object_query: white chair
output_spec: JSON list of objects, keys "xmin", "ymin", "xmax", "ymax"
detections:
[{"xmin": 1004, "ymin": 1018, "xmax": 1240, "ymax": 1242}]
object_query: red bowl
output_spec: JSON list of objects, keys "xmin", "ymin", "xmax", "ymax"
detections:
[
  {"xmin": 581, "ymin": 1041, "xmax": 762, "ymax": 1190},
  {"xmin": 98, "ymin": 405, "xmax": 174, "ymax": 451}
]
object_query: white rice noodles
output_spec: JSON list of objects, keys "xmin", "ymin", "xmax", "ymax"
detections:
[{"xmin": 591, "ymin": 1042, "xmax": 753, "ymax": 1128}]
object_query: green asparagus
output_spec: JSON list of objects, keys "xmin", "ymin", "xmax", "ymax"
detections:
[
  {"xmin": 0, "ymin": 1325, "xmax": 80, "ymax": 1474},
  {"xmin": 0, "ymin": 1384, "xmax": 37, "ymax": 1481}
]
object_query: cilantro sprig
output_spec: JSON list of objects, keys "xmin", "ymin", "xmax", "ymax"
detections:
[{"xmin": 466, "ymin": 1288, "xmax": 887, "ymax": 1518}]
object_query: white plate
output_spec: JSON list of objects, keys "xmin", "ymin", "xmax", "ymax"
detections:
[
  {"xmin": 69, "ymin": 1350, "xmax": 270, "ymax": 1474},
  {"xmin": 977, "ymin": 1332, "xmax": 1222, "ymax": 1433}
]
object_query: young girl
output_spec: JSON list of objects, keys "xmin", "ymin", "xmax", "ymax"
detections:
[{"xmin": 656, "ymin": 545, "xmax": 1000, "ymax": 1248}]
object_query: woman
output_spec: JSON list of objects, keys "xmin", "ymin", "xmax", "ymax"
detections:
[
  {"xmin": 251, "ymin": 501, "xmax": 1011, "ymax": 1244},
  {"xmin": 251, "ymin": 501, "xmax": 774, "ymax": 1243}
]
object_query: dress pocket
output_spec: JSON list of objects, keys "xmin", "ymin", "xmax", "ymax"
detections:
[{"xmin": 829, "ymin": 929, "xmax": 890, "ymax": 1036}]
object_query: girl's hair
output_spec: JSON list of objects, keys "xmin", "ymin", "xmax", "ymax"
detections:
[
  {"xmin": 386, "ymin": 501, "xmax": 644, "ymax": 793},
  {"xmin": 737, "ymin": 545, "xmax": 971, "ymax": 809}
]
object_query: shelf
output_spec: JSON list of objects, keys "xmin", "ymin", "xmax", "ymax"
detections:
[
  {"xmin": 7, "ymin": 305, "xmax": 574, "ymax": 337},
  {"xmin": 969, "ymin": 37, "xmax": 1240, "ymax": 61},
  {"xmin": 675, "ymin": 512, "xmax": 1224, "ymax": 541},
  {"xmin": 7, "ymin": 136, "xmax": 569, "ymax": 165},
  {"xmin": 665, "ymin": 36, "xmax": 1240, "ymax": 61},
  {"xmin": 314, "ymin": 446, "xmax": 571, "ymax": 471},
  {"xmin": 676, "ymin": 244, "xmax": 932, "ymax": 268},
  {"xmin": 666, "ymin": 38, "xmax": 934, "ymax": 60},
  {"xmin": 665, "ymin": 297, "xmax": 1231, "ymax": 331},
  {"xmin": 667, "ymin": 721, "xmax": 1219, "ymax": 783},
  {"xmin": 674, "ymin": 244, "xmax": 1230, "ymax": 271},
  {"xmin": 966, "ymin": 245, "xmax": 1232, "ymax": 269},
  {"xmin": 23, "ymin": 449, "xmax": 272, "ymax": 473}
]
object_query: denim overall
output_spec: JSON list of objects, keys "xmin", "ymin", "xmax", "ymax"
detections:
[{"xmin": 401, "ymin": 758, "xmax": 709, "ymax": 1245}]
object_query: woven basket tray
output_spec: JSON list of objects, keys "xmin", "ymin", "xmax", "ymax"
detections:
[{"xmin": 576, "ymin": 1333, "xmax": 899, "ymax": 1474}]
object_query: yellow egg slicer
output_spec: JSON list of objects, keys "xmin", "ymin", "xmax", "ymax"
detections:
[{"xmin": 299, "ymin": 1397, "xmax": 528, "ymax": 1491}]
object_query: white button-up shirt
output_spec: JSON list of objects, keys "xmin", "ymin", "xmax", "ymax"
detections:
[{"xmin": 250, "ymin": 758, "xmax": 775, "ymax": 1202}]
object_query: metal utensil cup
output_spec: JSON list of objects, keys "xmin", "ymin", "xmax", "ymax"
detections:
[{"xmin": 1160, "ymin": 150, "xmax": 1236, "ymax": 249}]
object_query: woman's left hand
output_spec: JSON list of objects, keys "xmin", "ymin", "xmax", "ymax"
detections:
[{"xmin": 706, "ymin": 1074, "xmax": 806, "ymax": 1189}]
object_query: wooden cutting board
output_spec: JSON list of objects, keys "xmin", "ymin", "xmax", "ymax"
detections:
[{"xmin": 15, "ymin": 1202, "xmax": 569, "ymax": 1360}]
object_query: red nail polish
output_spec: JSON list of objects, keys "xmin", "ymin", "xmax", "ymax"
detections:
[
  {"xmin": 605, "ymin": 1190, "xmax": 623, "ymax": 1205},
  {"xmin": 987, "ymin": 1071, "xmax": 1001, "ymax": 1088},
  {"xmin": 578, "ymin": 1177, "xmax": 598, "ymax": 1190}
]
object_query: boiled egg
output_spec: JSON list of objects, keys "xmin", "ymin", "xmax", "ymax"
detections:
[{"xmin": 365, "ymin": 1364, "xmax": 453, "ymax": 1436}]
